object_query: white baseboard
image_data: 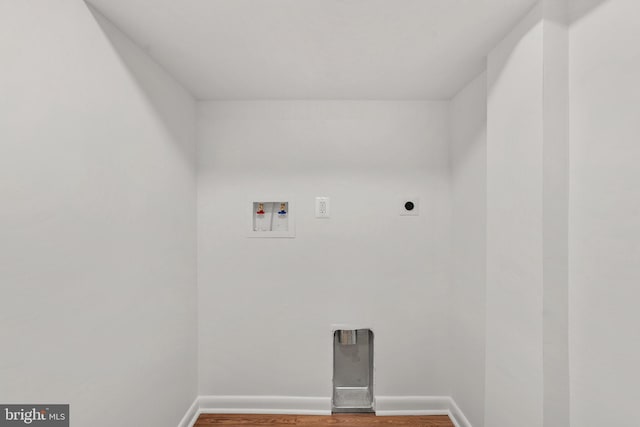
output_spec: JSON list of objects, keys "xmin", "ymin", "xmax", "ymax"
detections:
[
  {"xmin": 375, "ymin": 396, "xmax": 471, "ymax": 427},
  {"xmin": 176, "ymin": 397, "xmax": 199, "ymax": 427},
  {"xmin": 448, "ymin": 398, "xmax": 472, "ymax": 427},
  {"xmin": 375, "ymin": 395, "xmax": 451, "ymax": 415},
  {"xmin": 179, "ymin": 395, "xmax": 471, "ymax": 427},
  {"xmin": 199, "ymin": 395, "xmax": 331, "ymax": 416}
]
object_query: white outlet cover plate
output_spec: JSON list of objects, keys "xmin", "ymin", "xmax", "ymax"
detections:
[
  {"xmin": 399, "ymin": 197, "xmax": 419, "ymax": 216},
  {"xmin": 315, "ymin": 196, "xmax": 330, "ymax": 218}
]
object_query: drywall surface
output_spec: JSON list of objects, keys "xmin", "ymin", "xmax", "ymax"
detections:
[
  {"xmin": 569, "ymin": 1, "xmax": 640, "ymax": 426},
  {"xmin": 486, "ymin": 4, "xmax": 545, "ymax": 427},
  {"xmin": 0, "ymin": 2, "xmax": 197, "ymax": 426},
  {"xmin": 197, "ymin": 101, "xmax": 451, "ymax": 399},
  {"xmin": 541, "ymin": 2, "xmax": 570, "ymax": 426},
  {"xmin": 449, "ymin": 72, "xmax": 487, "ymax": 427},
  {"xmin": 486, "ymin": 2, "xmax": 571, "ymax": 425}
]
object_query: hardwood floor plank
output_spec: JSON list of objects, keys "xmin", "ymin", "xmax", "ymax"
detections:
[
  {"xmin": 194, "ymin": 414, "xmax": 454, "ymax": 427},
  {"xmin": 195, "ymin": 414, "xmax": 296, "ymax": 425}
]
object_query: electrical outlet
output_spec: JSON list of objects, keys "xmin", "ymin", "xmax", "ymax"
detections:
[
  {"xmin": 315, "ymin": 197, "xmax": 330, "ymax": 218},
  {"xmin": 399, "ymin": 197, "xmax": 419, "ymax": 216}
]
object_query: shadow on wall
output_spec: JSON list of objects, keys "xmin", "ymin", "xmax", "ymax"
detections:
[
  {"xmin": 570, "ymin": 0, "xmax": 609, "ymax": 24},
  {"xmin": 486, "ymin": 0, "xmax": 610, "ymax": 98},
  {"xmin": 86, "ymin": 3, "xmax": 196, "ymax": 167},
  {"xmin": 485, "ymin": 1, "xmax": 542, "ymax": 99}
]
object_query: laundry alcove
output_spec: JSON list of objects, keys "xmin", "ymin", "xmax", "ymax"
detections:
[{"xmin": 2, "ymin": 1, "xmax": 636, "ymax": 427}]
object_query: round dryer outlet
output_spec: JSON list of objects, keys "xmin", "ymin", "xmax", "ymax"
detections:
[{"xmin": 399, "ymin": 197, "xmax": 419, "ymax": 216}]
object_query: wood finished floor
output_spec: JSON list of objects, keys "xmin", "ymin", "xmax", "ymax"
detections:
[{"xmin": 194, "ymin": 414, "xmax": 454, "ymax": 426}]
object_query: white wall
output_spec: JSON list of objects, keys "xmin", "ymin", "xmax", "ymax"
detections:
[
  {"xmin": 0, "ymin": 2, "xmax": 197, "ymax": 426},
  {"xmin": 541, "ymin": 2, "xmax": 570, "ymax": 426},
  {"xmin": 485, "ymin": 2, "xmax": 571, "ymax": 426},
  {"xmin": 197, "ymin": 101, "xmax": 451, "ymax": 400},
  {"xmin": 449, "ymin": 72, "xmax": 487, "ymax": 427},
  {"xmin": 569, "ymin": 1, "xmax": 640, "ymax": 426},
  {"xmin": 486, "ymin": 5, "xmax": 545, "ymax": 426}
]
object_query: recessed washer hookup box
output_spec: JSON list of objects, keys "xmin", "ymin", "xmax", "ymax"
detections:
[{"xmin": 1, "ymin": 405, "xmax": 69, "ymax": 426}]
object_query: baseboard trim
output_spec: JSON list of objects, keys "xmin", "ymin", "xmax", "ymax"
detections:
[
  {"xmin": 176, "ymin": 397, "xmax": 199, "ymax": 427},
  {"xmin": 375, "ymin": 395, "xmax": 451, "ymax": 415},
  {"xmin": 375, "ymin": 396, "xmax": 471, "ymax": 426},
  {"xmin": 198, "ymin": 395, "xmax": 331, "ymax": 416},
  {"xmin": 448, "ymin": 398, "xmax": 472, "ymax": 427},
  {"xmin": 180, "ymin": 395, "xmax": 471, "ymax": 427}
]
